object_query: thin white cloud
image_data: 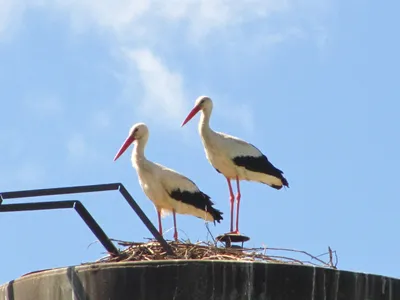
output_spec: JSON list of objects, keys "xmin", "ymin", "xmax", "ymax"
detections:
[
  {"xmin": 0, "ymin": 0, "xmax": 45, "ymax": 41},
  {"xmin": 48, "ymin": 0, "xmax": 318, "ymax": 42},
  {"xmin": 121, "ymin": 48, "xmax": 257, "ymax": 132},
  {"xmin": 122, "ymin": 48, "xmax": 188, "ymax": 128},
  {"xmin": 66, "ymin": 133, "xmax": 104, "ymax": 163},
  {"xmin": 14, "ymin": 163, "xmax": 46, "ymax": 186},
  {"xmin": 180, "ymin": 0, "xmax": 292, "ymax": 41},
  {"xmin": 89, "ymin": 110, "xmax": 111, "ymax": 130},
  {"xmin": 0, "ymin": 0, "xmax": 332, "ymax": 136},
  {"xmin": 66, "ymin": 134, "xmax": 87, "ymax": 159},
  {"xmin": 23, "ymin": 94, "xmax": 64, "ymax": 117},
  {"xmin": 0, "ymin": 0, "xmax": 22, "ymax": 38},
  {"xmin": 215, "ymin": 101, "xmax": 255, "ymax": 135},
  {"xmin": 0, "ymin": 128, "xmax": 45, "ymax": 188},
  {"xmin": 0, "ymin": 0, "xmax": 331, "ymax": 46},
  {"xmin": 0, "ymin": 129, "xmax": 25, "ymax": 158},
  {"xmin": 0, "ymin": 162, "xmax": 46, "ymax": 189},
  {"xmin": 50, "ymin": 0, "xmax": 151, "ymax": 37},
  {"xmin": 265, "ymin": 27, "xmax": 305, "ymax": 46}
]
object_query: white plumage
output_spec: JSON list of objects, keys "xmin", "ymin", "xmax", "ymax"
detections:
[
  {"xmin": 181, "ymin": 96, "xmax": 288, "ymax": 234},
  {"xmin": 114, "ymin": 122, "xmax": 223, "ymax": 241}
]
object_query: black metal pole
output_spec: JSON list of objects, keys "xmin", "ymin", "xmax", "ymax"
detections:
[
  {"xmin": 0, "ymin": 183, "xmax": 120, "ymax": 200},
  {"xmin": 0, "ymin": 201, "xmax": 119, "ymax": 256},
  {"xmin": 72, "ymin": 202, "xmax": 119, "ymax": 256},
  {"xmin": 0, "ymin": 201, "xmax": 73, "ymax": 211},
  {"xmin": 118, "ymin": 185, "xmax": 174, "ymax": 255}
]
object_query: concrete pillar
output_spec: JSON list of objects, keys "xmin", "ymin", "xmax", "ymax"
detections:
[{"xmin": 1, "ymin": 260, "xmax": 398, "ymax": 300}]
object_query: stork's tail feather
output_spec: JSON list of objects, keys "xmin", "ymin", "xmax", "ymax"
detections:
[
  {"xmin": 207, "ymin": 206, "xmax": 223, "ymax": 224},
  {"xmin": 281, "ymin": 176, "xmax": 289, "ymax": 188},
  {"xmin": 201, "ymin": 192, "xmax": 223, "ymax": 223},
  {"xmin": 269, "ymin": 174, "xmax": 289, "ymax": 190}
]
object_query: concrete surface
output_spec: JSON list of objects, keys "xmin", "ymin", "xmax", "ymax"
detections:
[{"xmin": 0, "ymin": 260, "xmax": 399, "ymax": 300}]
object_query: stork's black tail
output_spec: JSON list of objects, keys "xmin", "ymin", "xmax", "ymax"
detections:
[
  {"xmin": 169, "ymin": 189, "xmax": 223, "ymax": 223},
  {"xmin": 281, "ymin": 175, "xmax": 289, "ymax": 188},
  {"xmin": 201, "ymin": 191, "xmax": 223, "ymax": 224},
  {"xmin": 270, "ymin": 172, "xmax": 289, "ymax": 190},
  {"xmin": 207, "ymin": 204, "xmax": 224, "ymax": 224}
]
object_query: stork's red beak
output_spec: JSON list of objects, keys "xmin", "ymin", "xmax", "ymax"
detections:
[
  {"xmin": 181, "ymin": 105, "xmax": 201, "ymax": 127},
  {"xmin": 113, "ymin": 135, "xmax": 135, "ymax": 161}
]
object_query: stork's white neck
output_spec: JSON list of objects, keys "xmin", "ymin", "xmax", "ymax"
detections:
[
  {"xmin": 131, "ymin": 135, "xmax": 148, "ymax": 169},
  {"xmin": 198, "ymin": 107, "xmax": 212, "ymax": 136}
]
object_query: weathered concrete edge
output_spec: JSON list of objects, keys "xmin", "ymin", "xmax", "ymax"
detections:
[{"xmin": 1, "ymin": 259, "xmax": 398, "ymax": 288}]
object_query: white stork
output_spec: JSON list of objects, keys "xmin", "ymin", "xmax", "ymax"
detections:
[
  {"xmin": 113, "ymin": 122, "xmax": 223, "ymax": 241},
  {"xmin": 181, "ymin": 96, "xmax": 288, "ymax": 234}
]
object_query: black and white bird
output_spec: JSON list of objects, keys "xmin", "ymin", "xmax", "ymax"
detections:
[
  {"xmin": 181, "ymin": 96, "xmax": 288, "ymax": 234},
  {"xmin": 113, "ymin": 122, "xmax": 223, "ymax": 241}
]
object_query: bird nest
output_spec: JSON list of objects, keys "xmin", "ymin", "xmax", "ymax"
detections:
[{"xmin": 91, "ymin": 239, "xmax": 338, "ymax": 269}]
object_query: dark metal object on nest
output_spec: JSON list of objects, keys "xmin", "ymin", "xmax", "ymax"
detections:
[
  {"xmin": 216, "ymin": 233, "xmax": 250, "ymax": 248},
  {"xmin": 0, "ymin": 183, "xmax": 174, "ymax": 256}
]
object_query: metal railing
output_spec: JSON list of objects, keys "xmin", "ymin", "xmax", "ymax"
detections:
[
  {"xmin": 0, "ymin": 200, "xmax": 119, "ymax": 256},
  {"xmin": 0, "ymin": 183, "xmax": 174, "ymax": 256}
]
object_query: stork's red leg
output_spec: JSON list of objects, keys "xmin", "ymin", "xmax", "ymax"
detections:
[
  {"xmin": 235, "ymin": 177, "xmax": 241, "ymax": 233},
  {"xmin": 173, "ymin": 210, "xmax": 178, "ymax": 241},
  {"xmin": 226, "ymin": 177, "xmax": 235, "ymax": 232},
  {"xmin": 157, "ymin": 210, "xmax": 163, "ymax": 236}
]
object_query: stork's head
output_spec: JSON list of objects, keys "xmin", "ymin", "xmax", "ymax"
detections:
[
  {"xmin": 181, "ymin": 96, "xmax": 213, "ymax": 127},
  {"xmin": 114, "ymin": 123, "xmax": 148, "ymax": 161}
]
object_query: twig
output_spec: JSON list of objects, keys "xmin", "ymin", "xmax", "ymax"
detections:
[
  {"xmin": 334, "ymin": 249, "xmax": 338, "ymax": 268},
  {"xmin": 250, "ymin": 247, "xmax": 330, "ymax": 267},
  {"xmin": 328, "ymin": 246, "xmax": 333, "ymax": 267},
  {"xmin": 205, "ymin": 222, "xmax": 217, "ymax": 245},
  {"xmin": 87, "ymin": 240, "xmax": 100, "ymax": 250}
]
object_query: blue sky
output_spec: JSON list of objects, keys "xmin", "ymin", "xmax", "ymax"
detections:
[{"xmin": 1, "ymin": 0, "xmax": 399, "ymax": 284}]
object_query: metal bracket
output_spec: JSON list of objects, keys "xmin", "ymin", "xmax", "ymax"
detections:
[
  {"xmin": 0, "ymin": 200, "xmax": 119, "ymax": 256},
  {"xmin": 0, "ymin": 183, "xmax": 174, "ymax": 256}
]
